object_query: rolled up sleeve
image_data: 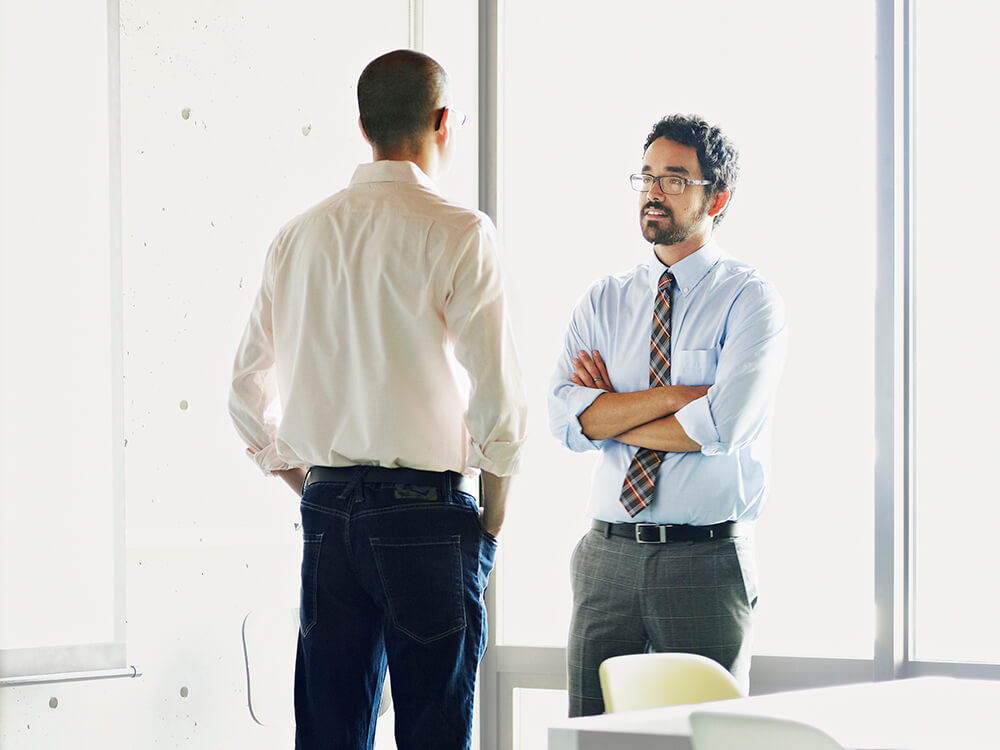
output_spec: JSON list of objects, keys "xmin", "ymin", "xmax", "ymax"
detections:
[
  {"xmin": 675, "ymin": 279, "xmax": 787, "ymax": 455},
  {"xmin": 228, "ymin": 244, "xmax": 292, "ymax": 475},
  {"xmin": 446, "ymin": 218, "xmax": 528, "ymax": 477},
  {"xmin": 549, "ymin": 380, "xmax": 606, "ymax": 453},
  {"xmin": 547, "ymin": 287, "xmax": 608, "ymax": 453}
]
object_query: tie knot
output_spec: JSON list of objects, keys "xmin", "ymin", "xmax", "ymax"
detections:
[{"xmin": 659, "ymin": 272, "xmax": 674, "ymax": 291}]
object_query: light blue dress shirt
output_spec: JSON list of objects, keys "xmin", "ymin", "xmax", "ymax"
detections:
[{"xmin": 548, "ymin": 241, "xmax": 787, "ymax": 525}]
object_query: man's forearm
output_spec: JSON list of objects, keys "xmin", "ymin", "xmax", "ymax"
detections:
[
  {"xmin": 579, "ymin": 385, "xmax": 708, "ymax": 440},
  {"xmin": 273, "ymin": 467, "xmax": 307, "ymax": 495},
  {"xmin": 614, "ymin": 415, "xmax": 701, "ymax": 453},
  {"xmin": 480, "ymin": 471, "xmax": 512, "ymax": 537}
]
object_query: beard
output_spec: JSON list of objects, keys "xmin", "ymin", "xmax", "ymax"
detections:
[{"xmin": 640, "ymin": 199, "xmax": 710, "ymax": 246}]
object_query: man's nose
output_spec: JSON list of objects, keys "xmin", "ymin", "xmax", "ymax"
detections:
[{"xmin": 647, "ymin": 178, "xmax": 667, "ymax": 200}]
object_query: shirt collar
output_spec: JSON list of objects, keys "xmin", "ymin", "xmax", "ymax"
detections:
[
  {"xmin": 648, "ymin": 240, "xmax": 721, "ymax": 297},
  {"xmin": 349, "ymin": 160, "xmax": 439, "ymax": 193}
]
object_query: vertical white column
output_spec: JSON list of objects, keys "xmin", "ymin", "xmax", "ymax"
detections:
[{"xmin": 874, "ymin": 0, "xmax": 912, "ymax": 683}]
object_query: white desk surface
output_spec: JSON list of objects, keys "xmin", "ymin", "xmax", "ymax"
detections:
[{"xmin": 548, "ymin": 676, "xmax": 1000, "ymax": 749}]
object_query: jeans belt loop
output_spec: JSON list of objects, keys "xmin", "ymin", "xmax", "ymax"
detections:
[{"xmin": 341, "ymin": 466, "xmax": 372, "ymax": 500}]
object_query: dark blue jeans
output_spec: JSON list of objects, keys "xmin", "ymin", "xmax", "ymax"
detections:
[{"xmin": 294, "ymin": 467, "xmax": 497, "ymax": 750}]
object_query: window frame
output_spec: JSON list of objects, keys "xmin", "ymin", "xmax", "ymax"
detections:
[
  {"xmin": 0, "ymin": 0, "xmax": 132, "ymax": 689},
  {"xmin": 475, "ymin": 1, "xmax": 1000, "ymax": 748}
]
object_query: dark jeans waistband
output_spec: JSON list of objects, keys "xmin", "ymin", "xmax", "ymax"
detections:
[{"xmin": 304, "ymin": 465, "xmax": 478, "ymax": 497}]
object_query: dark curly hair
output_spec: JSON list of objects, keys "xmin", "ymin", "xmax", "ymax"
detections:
[
  {"xmin": 644, "ymin": 114, "xmax": 740, "ymax": 227},
  {"xmin": 357, "ymin": 50, "xmax": 448, "ymax": 154}
]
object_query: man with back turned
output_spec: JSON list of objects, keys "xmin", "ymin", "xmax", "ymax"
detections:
[{"xmin": 229, "ymin": 50, "xmax": 527, "ymax": 748}]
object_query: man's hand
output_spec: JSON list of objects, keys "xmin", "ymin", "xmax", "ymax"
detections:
[
  {"xmin": 272, "ymin": 467, "xmax": 307, "ymax": 496},
  {"xmin": 480, "ymin": 471, "xmax": 512, "ymax": 538},
  {"xmin": 571, "ymin": 350, "xmax": 615, "ymax": 392}
]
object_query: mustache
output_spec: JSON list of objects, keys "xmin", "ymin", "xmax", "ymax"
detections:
[{"xmin": 642, "ymin": 203, "xmax": 672, "ymax": 216}]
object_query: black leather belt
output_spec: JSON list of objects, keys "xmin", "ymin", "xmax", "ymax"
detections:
[
  {"xmin": 592, "ymin": 519, "xmax": 746, "ymax": 544},
  {"xmin": 304, "ymin": 465, "xmax": 478, "ymax": 497}
]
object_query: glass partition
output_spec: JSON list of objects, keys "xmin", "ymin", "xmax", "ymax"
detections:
[{"xmin": 912, "ymin": 0, "xmax": 1000, "ymax": 664}]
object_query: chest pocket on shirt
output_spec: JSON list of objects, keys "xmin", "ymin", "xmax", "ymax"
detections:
[{"xmin": 672, "ymin": 348, "xmax": 719, "ymax": 386}]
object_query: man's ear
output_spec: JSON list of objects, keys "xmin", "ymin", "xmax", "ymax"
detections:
[
  {"xmin": 708, "ymin": 187, "xmax": 731, "ymax": 217},
  {"xmin": 434, "ymin": 108, "xmax": 452, "ymax": 145},
  {"xmin": 358, "ymin": 117, "xmax": 370, "ymax": 144}
]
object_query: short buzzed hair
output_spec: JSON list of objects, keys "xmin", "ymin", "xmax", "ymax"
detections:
[{"xmin": 357, "ymin": 50, "xmax": 449, "ymax": 153}]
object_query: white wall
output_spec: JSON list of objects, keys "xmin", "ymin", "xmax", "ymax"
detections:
[{"xmin": 0, "ymin": 1, "xmax": 413, "ymax": 746}]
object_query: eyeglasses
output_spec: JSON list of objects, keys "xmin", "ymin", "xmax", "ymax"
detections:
[
  {"xmin": 630, "ymin": 173, "xmax": 712, "ymax": 195},
  {"xmin": 435, "ymin": 107, "xmax": 468, "ymax": 131}
]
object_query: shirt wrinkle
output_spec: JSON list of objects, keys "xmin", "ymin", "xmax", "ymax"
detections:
[
  {"xmin": 548, "ymin": 240, "xmax": 786, "ymax": 525},
  {"xmin": 229, "ymin": 160, "xmax": 527, "ymax": 477}
]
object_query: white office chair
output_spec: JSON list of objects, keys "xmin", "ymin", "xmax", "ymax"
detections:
[
  {"xmin": 241, "ymin": 606, "xmax": 391, "ymax": 726},
  {"xmin": 598, "ymin": 652, "xmax": 744, "ymax": 713},
  {"xmin": 690, "ymin": 711, "xmax": 847, "ymax": 750}
]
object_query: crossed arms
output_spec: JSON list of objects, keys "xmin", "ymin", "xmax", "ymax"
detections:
[{"xmin": 569, "ymin": 349, "xmax": 705, "ymax": 453}]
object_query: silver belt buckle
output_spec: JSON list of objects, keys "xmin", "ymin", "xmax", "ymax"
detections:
[{"xmin": 635, "ymin": 523, "xmax": 668, "ymax": 543}]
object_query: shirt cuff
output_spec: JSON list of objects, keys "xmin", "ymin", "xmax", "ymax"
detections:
[
  {"xmin": 564, "ymin": 386, "xmax": 607, "ymax": 452},
  {"xmin": 249, "ymin": 443, "xmax": 292, "ymax": 475},
  {"xmin": 675, "ymin": 397, "xmax": 727, "ymax": 456},
  {"xmin": 469, "ymin": 436, "xmax": 527, "ymax": 476}
]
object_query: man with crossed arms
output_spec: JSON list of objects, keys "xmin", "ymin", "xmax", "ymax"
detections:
[{"xmin": 548, "ymin": 114, "xmax": 787, "ymax": 716}]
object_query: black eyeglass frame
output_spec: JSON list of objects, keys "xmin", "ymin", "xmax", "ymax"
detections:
[
  {"xmin": 434, "ymin": 107, "xmax": 468, "ymax": 131},
  {"xmin": 629, "ymin": 173, "xmax": 713, "ymax": 195}
]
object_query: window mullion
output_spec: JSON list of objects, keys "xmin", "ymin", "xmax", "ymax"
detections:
[{"xmin": 873, "ymin": 0, "xmax": 910, "ymax": 683}]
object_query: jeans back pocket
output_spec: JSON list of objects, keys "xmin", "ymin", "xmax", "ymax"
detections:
[{"xmin": 370, "ymin": 535, "xmax": 466, "ymax": 644}]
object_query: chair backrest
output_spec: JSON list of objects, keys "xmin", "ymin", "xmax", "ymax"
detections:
[
  {"xmin": 689, "ymin": 711, "xmax": 847, "ymax": 750},
  {"xmin": 242, "ymin": 606, "xmax": 301, "ymax": 726},
  {"xmin": 598, "ymin": 652, "xmax": 745, "ymax": 713},
  {"xmin": 242, "ymin": 606, "xmax": 391, "ymax": 726}
]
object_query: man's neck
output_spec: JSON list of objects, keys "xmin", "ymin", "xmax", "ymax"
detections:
[
  {"xmin": 372, "ymin": 141, "xmax": 438, "ymax": 180},
  {"xmin": 654, "ymin": 229, "xmax": 712, "ymax": 268}
]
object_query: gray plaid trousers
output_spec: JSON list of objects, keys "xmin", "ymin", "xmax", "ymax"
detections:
[{"xmin": 567, "ymin": 528, "xmax": 757, "ymax": 717}]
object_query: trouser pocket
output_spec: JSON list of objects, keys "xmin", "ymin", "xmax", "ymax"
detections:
[
  {"xmin": 370, "ymin": 535, "xmax": 466, "ymax": 644},
  {"xmin": 299, "ymin": 532, "xmax": 324, "ymax": 637}
]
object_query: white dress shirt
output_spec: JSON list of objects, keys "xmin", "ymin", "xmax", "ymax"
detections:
[
  {"xmin": 229, "ymin": 161, "xmax": 527, "ymax": 477},
  {"xmin": 548, "ymin": 242, "xmax": 787, "ymax": 524}
]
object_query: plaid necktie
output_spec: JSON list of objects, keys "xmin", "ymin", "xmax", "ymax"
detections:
[{"xmin": 619, "ymin": 270, "xmax": 673, "ymax": 516}]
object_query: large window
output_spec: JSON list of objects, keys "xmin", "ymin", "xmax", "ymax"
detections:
[
  {"xmin": 0, "ymin": 0, "xmax": 125, "ymax": 682},
  {"xmin": 912, "ymin": 0, "xmax": 1000, "ymax": 664},
  {"xmin": 479, "ymin": 1, "xmax": 1000, "ymax": 747},
  {"xmin": 497, "ymin": 0, "xmax": 875, "ymax": 658}
]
